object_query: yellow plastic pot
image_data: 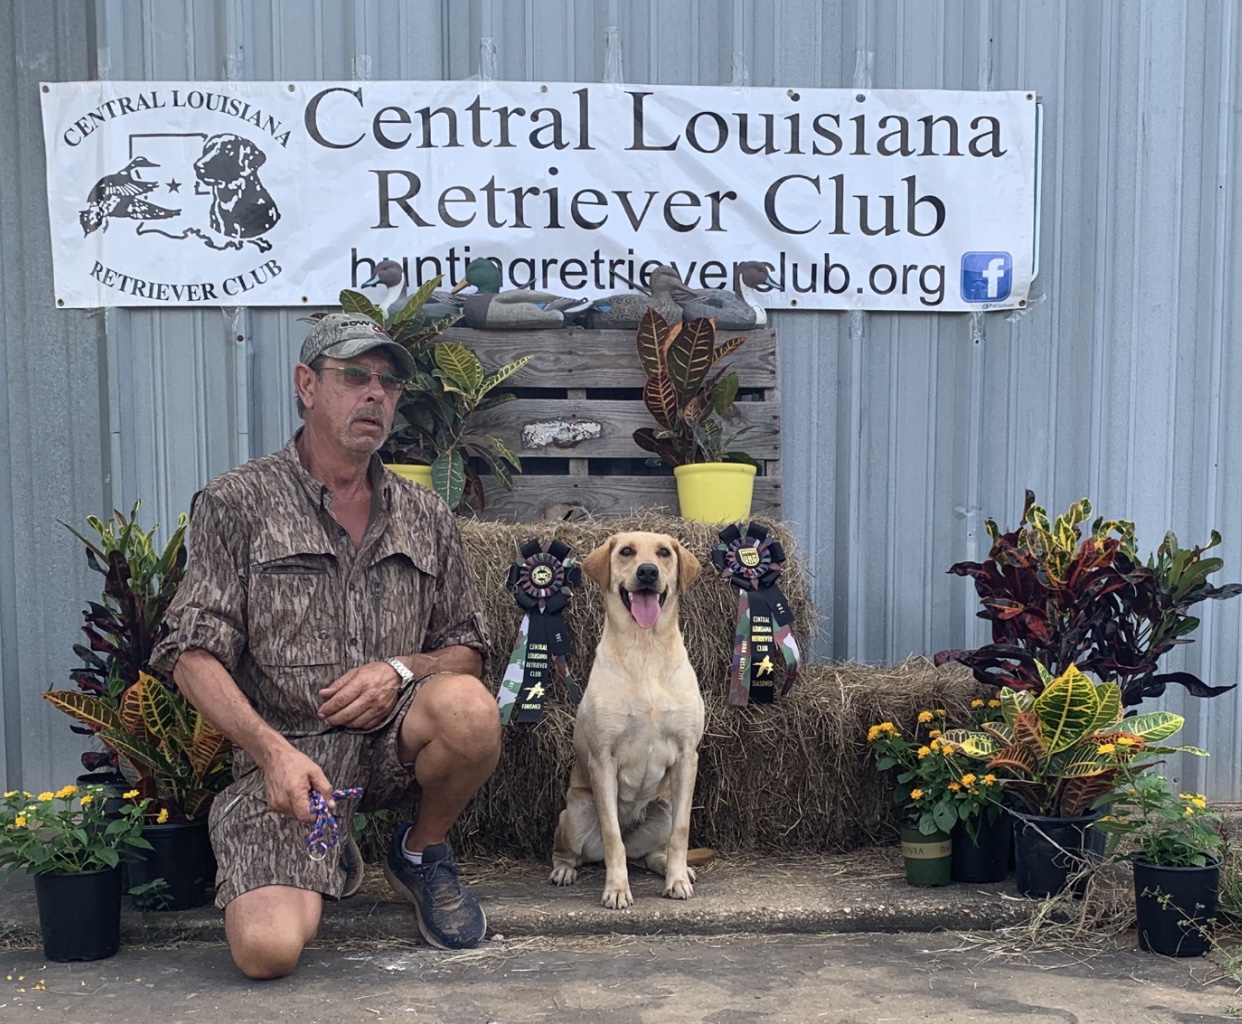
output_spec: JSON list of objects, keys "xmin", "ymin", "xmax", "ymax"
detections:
[
  {"xmin": 673, "ymin": 462, "xmax": 757, "ymax": 523},
  {"xmin": 384, "ymin": 463, "xmax": 433, "ymax": 488}
]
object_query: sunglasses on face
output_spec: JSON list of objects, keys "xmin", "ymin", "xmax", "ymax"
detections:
[{"xmin": 320, "ymin": 364, "xmax": 405, "ymax": 395}]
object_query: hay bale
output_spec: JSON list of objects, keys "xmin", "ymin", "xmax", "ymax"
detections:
[{"xmin": 434, "ymin": 513, "xmax": 981, "ymax": 860}]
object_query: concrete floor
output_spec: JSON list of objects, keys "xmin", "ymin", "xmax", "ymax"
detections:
[{"xmin": 0, "ymin": 931, "xmax": 1237, "ymax": 1024}]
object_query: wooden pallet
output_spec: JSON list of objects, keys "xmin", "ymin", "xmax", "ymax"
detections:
[{"xmin": 442, "ymin": 325, "xmax": 782, "ymax": 522}]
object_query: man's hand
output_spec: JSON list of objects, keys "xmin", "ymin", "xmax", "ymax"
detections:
[
  {"xmin": 318, "ymin": 661, "xmax": 402, "ymax": 730},
  {"xmin": 260, "ymin": 745, "xmax": 335, "ymax": 824}
]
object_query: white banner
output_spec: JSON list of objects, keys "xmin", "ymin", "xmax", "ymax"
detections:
[{"xmin": 41, "ymin": 80, "xmax": 1039, "ymax": 311}]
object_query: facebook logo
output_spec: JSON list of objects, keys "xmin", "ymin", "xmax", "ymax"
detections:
[{"xmin": 960, "ymin": 252, "xmax": 1013, "ymax": 303}]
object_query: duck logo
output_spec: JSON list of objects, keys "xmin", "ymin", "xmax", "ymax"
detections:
[{"xmin": 79, "ymin": 132, "xmax": 280, "ymax": 253}]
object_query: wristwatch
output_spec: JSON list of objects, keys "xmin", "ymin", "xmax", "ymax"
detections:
[{"xmin": 385, "ymin": 657, "xmax": 416, "ymax": 689}]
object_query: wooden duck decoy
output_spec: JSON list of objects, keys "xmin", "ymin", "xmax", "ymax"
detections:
[
  {"xmin": 584, "ymin": 265, "xmax": 686, "ymax": 330},
  {"xmin": 450, "ymin": 258, "xmax": 590, "ymax": 329},
  {"xmin": 675, "ymin": 261, "xmax": 780, "ymax": 329},
  {"xmin": 361, "ymin": 258, "xmax": 462, "ymax": 324}
]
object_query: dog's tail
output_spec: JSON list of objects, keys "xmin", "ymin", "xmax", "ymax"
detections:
[{"xmin": 686, "ymin": 847, "xmax": 717, "ymax": 867}]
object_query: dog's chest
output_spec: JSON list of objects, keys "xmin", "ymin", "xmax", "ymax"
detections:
[{"xmin": 611, "ymin": 703, "xmax": 703, "ymax": 801}]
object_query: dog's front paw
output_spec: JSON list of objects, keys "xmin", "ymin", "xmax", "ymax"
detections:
[
  {"xmin": 548, "ymin": 865, "xmax": 578, "ymax": 886},
  {"xmin": 601, "ymin": 882, "xmax": 634, "ymax": 909},
  {"xmin": 663, "ymin": 875, "xmax": 694, "ymax": 900}
]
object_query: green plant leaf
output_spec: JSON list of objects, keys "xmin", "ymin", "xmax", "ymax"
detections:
[
  {"xmin": 480, "ymin": 355, "xmax": 534, "ymax": 394},
  {"xmin": 1032, "ymin": 665, "xmax": 1101, "ymax": 753},
  {"xmin": 339, "ymin": 289, "xmax": 386, "ymax": 326},
  {"xmin": 42, "ymin": 690, "xmax": 124, "ymax": 733},
  {"xmin": 432, "ymin": 448, "xmax": 466, "ymax": 510},
  {"xmin": 434, "ymin": 343, "xmax": 484, "ymax": 394},
  {"xmin": 712, "ymin": 373, "xmax": 739, "ymax": 416},
  {"xmin": 391, "ymin": 275, "xmax": 442, "ymax": 329},
  {"xmin": 1117, "ymin": 710, "xmax": 1185, "ymax": 743}
]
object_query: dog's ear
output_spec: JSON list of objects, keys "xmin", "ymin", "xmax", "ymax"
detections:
[
  {"xmin": 674, "ymin": 540, "xmax": 701, "ymax": 594},
  {"xmin": 581, "ymin": 538, "xmax": 615, "ymax": 593}
]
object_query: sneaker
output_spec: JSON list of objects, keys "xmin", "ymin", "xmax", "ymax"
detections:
[
  {"xmin": 339, "ymin": 833, "xmax": 364, "ymax": 899},
  {"xmin": 382, "ymin": 824, "xmax": 486, "ymax": 950}
]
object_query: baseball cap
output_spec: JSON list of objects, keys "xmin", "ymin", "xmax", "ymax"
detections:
[{"xmin": 299, "ymin": 313, "xmax": 416, "ymax": 378}]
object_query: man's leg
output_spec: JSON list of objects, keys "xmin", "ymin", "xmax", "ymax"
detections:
[
  {"xmin": 380, "ymin": 672, "xmax": 500, "ymax": 950},
  {"xmin": 397, "ymin": 672, "xmax": 502, "ymax": 850},
  {"xmin": 223, "ymin": 885, "xmax": 322, "ymax": 980}
]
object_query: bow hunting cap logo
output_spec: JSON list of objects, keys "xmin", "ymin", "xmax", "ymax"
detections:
[
  {"xmin": 738, "ymin": 546, "xmax": 761, "ymax": 568},
  {"xmin": 299, "ymin": 313, "xmax": 417, "ymax": 378}
]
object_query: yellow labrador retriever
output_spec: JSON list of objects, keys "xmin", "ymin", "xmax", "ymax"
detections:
[{"xmin": 549, "ymin": 531, "xmax": 703, "ymax": 908}]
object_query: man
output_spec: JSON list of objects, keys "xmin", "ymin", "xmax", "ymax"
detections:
[{"xmin": 150, "ymin": 313, "xmax": 500, "ymax": 980}]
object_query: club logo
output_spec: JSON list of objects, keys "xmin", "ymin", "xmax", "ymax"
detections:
[
  {"xmin": 530, "ymin": 565, "xmax": 556, "ymax": 588},
  {"xmin": 738, "ymin": 547, "xmax": 761, "ymax": 568}
]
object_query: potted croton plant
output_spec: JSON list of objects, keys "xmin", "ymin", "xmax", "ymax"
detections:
[
  {"xmin": 0, "ymin": 784, "xmax": 152, "ymax": 961},
  {"xmin": 631, "ymin": 309, "xmax": 759, "ymax": 523},
  {"xmin": 935, "ymin": 491, "xmax": 1241, "ymax": 707},
  {"xmin": 45, "ymin": 673, "xmax": 232, "ymax": 910},
  {"xmin": 326, "ymin": 278, "xmax": 531, "ymax": 511},
  {"xmin": 942, "ymin": 664, "xmax": 1200, "ymax": 899}
]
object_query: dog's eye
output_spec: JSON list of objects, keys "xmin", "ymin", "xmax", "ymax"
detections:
[
  {"xmin": 658, "ymin": 547, "xmax": 671, "ymax": 558},
  {"xmin": 619, "ymin": 546, "xmax": 634, "ymax": 557}
]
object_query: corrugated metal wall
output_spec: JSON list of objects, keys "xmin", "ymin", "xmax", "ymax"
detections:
[{"xmin": 3, "ymin": 0, "xmax": 1240, "ymax": 799}]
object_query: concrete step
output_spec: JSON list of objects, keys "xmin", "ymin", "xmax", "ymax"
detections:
[{"xmin": 0, "ymin": 849, "xmax": 1037, "ymax": 948}]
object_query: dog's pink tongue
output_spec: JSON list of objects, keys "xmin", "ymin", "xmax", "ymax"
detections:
[{"xmin": 629, "ymin": 591, "xmax": 661, "ymax": 629}]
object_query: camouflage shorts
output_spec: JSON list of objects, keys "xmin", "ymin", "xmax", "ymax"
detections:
[{"xmin": 209, "ymin": 686, "xmax": 420, "ymax": 908}]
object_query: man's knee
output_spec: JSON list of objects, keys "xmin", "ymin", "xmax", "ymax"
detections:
[
  {"xmin": 411, "ymin": 673, "xmax": 501, "ymax": 756},
  {"xmin": 224, "ymin": 886, "xmax": 320, "ymax": 980},
  {"xmin": 228, "ymin": 924, "xmax": 305, "ymax": 980}
]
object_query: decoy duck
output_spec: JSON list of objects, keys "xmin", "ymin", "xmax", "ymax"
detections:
[
  {"xmin": 675, "ymin": 261, "xmax": 780, "ymax": 329},
  {"xmin": 450, "ymin": 258, "xmax": 590, "ymax": 329},
  {"xmin": 361, "ymin": 258, "xmax": 462, "ymax": 324},
  {"xmin": 584, "ymin": 265, "xmax": 686, "ymax": 330}
]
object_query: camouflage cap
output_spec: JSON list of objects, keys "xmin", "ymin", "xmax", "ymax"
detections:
[{"xmin": 299, "ymin": 313, "xmax": 416, "ymax": 378}]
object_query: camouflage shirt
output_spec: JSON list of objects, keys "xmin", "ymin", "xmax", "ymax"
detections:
[{"xmin": 150, "ymin": 436, "xmax": 489, "ymax": 752}]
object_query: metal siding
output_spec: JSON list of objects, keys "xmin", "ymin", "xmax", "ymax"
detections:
[{"xmin": 2, "ymin": 0, "xmax": 1242, "ymax": 798}]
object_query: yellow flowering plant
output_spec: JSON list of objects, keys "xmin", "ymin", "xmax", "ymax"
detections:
[
  {"xmin": 0, "ymin": 785, "xmax": 152, "ymax": 878},
  {"xmin": 1094, "ymin": 769, "xmax": 1223, "ymax": 868},
  {"xmin": 867, "ymin": 711, "xmax": 1000, "ymax": 836}
]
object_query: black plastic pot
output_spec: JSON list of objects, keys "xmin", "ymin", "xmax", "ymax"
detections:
[
  {"xmin": 952, "ymin": 810, "xmax": 1012, "ymax": 883},
  {"xmin": 1133, "ymin": 859, "xmax": 1219, "ymax": 957},
  {"xmin": 128, "ymin": 817, "xmax": 216, "ymax": 911},
  {"xmin": 34, "ymin": 866, "xmax": 122, "ymax": 962},
  {"xmin": 1012, "ymin": 811, "xmax": 1105, "ymax": 898},
  {"xmin": 75, "ymin": 771, "xmax": 129, "ymax": 818}
]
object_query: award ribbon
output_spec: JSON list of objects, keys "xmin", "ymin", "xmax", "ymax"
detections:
[
  {"xmin": 712, "ymin": 522, "xmax": 801, "ymax": 706},
  {"xmin": 497, "ymin": 539, "xmax": 581, "ymax": 724}
]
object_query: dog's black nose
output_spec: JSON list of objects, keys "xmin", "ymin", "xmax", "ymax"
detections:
[{"xmin": 636, "ymin": 562, "xmax": 659, "ymax": 587}]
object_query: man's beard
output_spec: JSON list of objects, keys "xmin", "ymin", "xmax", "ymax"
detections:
[{"xmin": 339, "ymin": 409, "xmax": 390, "ymax": 455}]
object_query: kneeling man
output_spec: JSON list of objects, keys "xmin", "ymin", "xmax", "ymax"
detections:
[{"xmin": 151, "ymin": 314, "xmax": 500, "ymax": 979}]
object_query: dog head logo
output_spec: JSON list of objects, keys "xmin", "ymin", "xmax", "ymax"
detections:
[{"xmin": 79, "ymin": 131, "xmax": 280, "ymax": 254}]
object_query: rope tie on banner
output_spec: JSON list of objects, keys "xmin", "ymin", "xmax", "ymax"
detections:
[
  {"xmin": 712, "ymin": 522, "xmax": 801, "ymax": 707},
  {"xmin": 307, "ymin": 787, "xmax": 363, "ymax": 861},
  {"xmin": 497, "ymin": 540, "xmax": 581, "ymax": 725}
]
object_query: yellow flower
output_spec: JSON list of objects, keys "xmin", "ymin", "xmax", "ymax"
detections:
[
  {"xmin": 1116, "ymin": 736, "xmax": 1137, "ymax": 747},
  {"xmin": 940, "ymin": 743, "xmax": 955, "ymax": 757},
  {"xmin": 80, "ymin": 795, "xmax": 94, "ymax": 806},
  {"xmin": 948, "ymin": 781, "xmax": 961, "ymax": 792},
  {"xmin": 917, "ymin": 746, "xmax": 932, "ymax": 759},
  {"xmin": 982, "ymin": 774, "xmax": 997, "ymax": 786},
  {"xmin": 123, "ymin": 789, "xmax": 140, "ymax": 800},
  {"xmin": 3, "ymin": 791, "xmax": 15, "ymax": 798},
  {"xmin": 55, "ymin": 785, "xmax": 79, "ymax": 800},
  {"xmin": 14, "ymin": 815, "xmax": 26, "ymax": 828},
  {"xmin": 156, "ymin": 808, "xmax": 170, "ymax": 824},
  {"xmin": 929, "ymin": 739, "xmax": 941, "ymax": 751},
  {"xmin": 917, "ymin": 711, "xmax": 934, "ymax": 724},
  {"xmin": 960, "ymin": 773, "xmax": 977, "ymax": 787},
  {"xmin": 910, "ymin": 788, "xmax": 924, "ymax": 800},
  {"xmin": 1097, "ymin": 743, "xmax": 1116, "ymax": 755},
  {"xmin": 934, "ymin": 708, "xmax": 946, "ymax": 717},
  {"xmin": 970, "ymin": 699, "xmax": 985, "ymax": 709},
  {"xmin": 1179, "ymin": 793, "xmax": 1207, "ymax": 810},
  {"xmin": 987, "ymin": 699, "xmax": 1001, "ymax": 708},
  {"xmin": 37, "ymin": 792, "xmax": 54, "ymax": 802},
  {"xmin": 928, "ymin": 729, "xmax": 942, "ymax": 740}
]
